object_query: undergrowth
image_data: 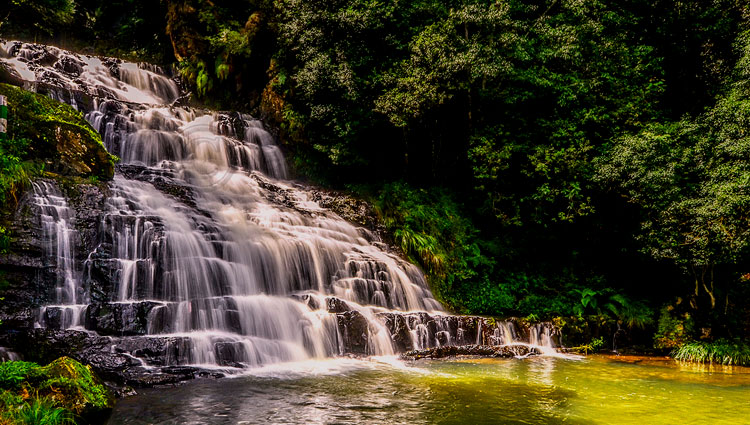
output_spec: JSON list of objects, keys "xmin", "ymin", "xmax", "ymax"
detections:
[
  {"xmin": 0, "ymin": 358, "xmax": 114, "ymax": 424},
  {"xmin": 1, "ymin": 395, "xmax": 76, "ymax": 425},
  {"xmin": 672, "ymin": 339, "xmax": 750, "ymax": 366},
  {"xmin": 371, "ymin": 182, "xmax": 494, "ymax": 312}
]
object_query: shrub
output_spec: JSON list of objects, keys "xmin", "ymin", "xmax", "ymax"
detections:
[
  {"xmin": 372, "ymin": 182, "xmax": 494, "ymax": 312},
  {"xmin": 673, "ymin": 339, "xmax": 750, "ymax": 366},
  {"xmin": 654, "ymin": 306, "xmax": 695, "ymax": 349}
]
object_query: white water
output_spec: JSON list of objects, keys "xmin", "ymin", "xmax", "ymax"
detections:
[
  {"xmin": 31, "ymin": 181, "xmax": 87, "ymax": 330},
  {"xmin": 1, "ymin": 41, "xmax": 564, "ymax": 369}
]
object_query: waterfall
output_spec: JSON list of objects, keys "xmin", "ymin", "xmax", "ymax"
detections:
[
  {"xmin": 1, "ymin": 40, "xmax": 560, "ymax": 370},
  {"xmin": 32, "ymin": 181, "xmax": 88, "ymax": 330}
]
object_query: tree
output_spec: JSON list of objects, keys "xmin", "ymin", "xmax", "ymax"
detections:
[
  {"xmin": 597, "ymin": 33, "xmax": 750, "ymax": 319},
  {"xmin": 0, "ymin": 0, "xmax": 75, "ymax": 36}
]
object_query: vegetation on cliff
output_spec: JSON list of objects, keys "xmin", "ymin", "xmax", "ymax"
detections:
[
  {"xmin": 0, "ymin": 83, "xmax": 115, "ymax": 206},
  {"xmin": 0, "ymin": 83, "xmax": 115, "ymax": 259},
  {"xmin": 0, "ymin": 357, "xmax": 114, "ymax": 424}
]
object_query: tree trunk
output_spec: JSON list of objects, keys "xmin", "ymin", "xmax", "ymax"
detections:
[{"xmin": 700, "ymin": 265, "xmax": 716, "ymax": 309}]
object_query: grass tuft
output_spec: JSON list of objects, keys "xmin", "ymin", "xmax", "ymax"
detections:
[
  {"xmin": 4, "ymin": 396, "xmax": 76, "ymax": 425},
  {"xmin": 672, "ymin": 339, "xmax": 750, "ymax": 366}
]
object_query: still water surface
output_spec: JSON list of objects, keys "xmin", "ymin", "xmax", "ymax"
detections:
[{"xmin": 108, "ymin": 355, "xmax": 750, "ymax": 424}]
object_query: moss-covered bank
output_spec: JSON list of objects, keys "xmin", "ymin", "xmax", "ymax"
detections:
[
  {"xmin": 0, "ymin": 357, "xmax": 114, "ymax": 424},
  {"xmin": 0, "ymin": 83, "xmax": 115, "ymax": 184}
]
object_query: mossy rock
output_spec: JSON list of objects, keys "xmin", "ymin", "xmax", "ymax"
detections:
[
  {"xmin": 0, "ymin": 83, "xmax": 115, "ymax": 180},
  {"xmin": 0, "ymin": 357, "xmax": 114, "ymax": 424},
  {"xmin": 40, "ymin": 357, "xmax": 115, "ymax": 422}
]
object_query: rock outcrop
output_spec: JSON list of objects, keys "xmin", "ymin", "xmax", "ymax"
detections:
[{"xmin": 401, "ymin": 344, "xmax": 542, "ymax": 360}]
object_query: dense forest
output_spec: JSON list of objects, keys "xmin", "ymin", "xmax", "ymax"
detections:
[{"xmin": 2, "ymin": 0, "xmax": 749, "ymax": 353}]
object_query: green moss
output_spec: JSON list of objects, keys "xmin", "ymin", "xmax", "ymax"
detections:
[
  {"xmin": 0, "ymin": 83, "xmax": 116, "ymax": 251},
  {"xmin": 0, "ymin": 358, "xmax": 114, "ymax": 424},
  {"xmin": 0, "ymin": 83, "xmax": 116, "ymax": 187},
  {"xmin": 41, "ymin": 357, "xmax": 114, "ymax": 416}
]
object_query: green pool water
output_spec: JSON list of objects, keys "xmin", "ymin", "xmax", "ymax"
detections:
[{"xmin": 107, "ymin": 355, "xmax": 750, "ymax": 424}]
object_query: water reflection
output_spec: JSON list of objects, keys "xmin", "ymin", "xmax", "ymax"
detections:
[{"xmin": 109, "ymin": 356, "xmax": 750, "ymax": 425}]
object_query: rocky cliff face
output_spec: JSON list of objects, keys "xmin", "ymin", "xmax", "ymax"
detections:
[{"xmin": 0, "ymin": 82, "xmax": 114, "ymax": 330}]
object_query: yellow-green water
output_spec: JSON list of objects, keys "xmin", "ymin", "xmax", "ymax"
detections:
[{"xmin": 108, "ymin": 355, "xmax": 750, "ymax": 424}]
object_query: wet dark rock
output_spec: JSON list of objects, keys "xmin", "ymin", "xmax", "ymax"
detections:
[
  {"xmin": 381, "ymin": 313, "xmax": 413, "ymax": 352},
  {"xmin": 291, "ymin": 293, "xmax": 321, "ymax": 310},
  {"xmin": 0, "ymin": 63, "xmax": 26, "ymax": 86},
  {"xmin": 121, "ymin": 367, "xmax": 192, "ymax": 387},
  {"xmin": 310, "ymin": 190, "xmax": 372, "ymax": 225},
  {"xmin": 401, "ymin": 344, "xmax": 541, "ymax": 360},
  {"xmin": 0, "ymin": 184, "xmax": 61, "ymax": 322},
  {"xmin": 86, "ymin": 302, "xmax": 162, "ymax": 336},
  {"xmin": 214, "ymin": 342, "xmax": 249, "ymax": 368},
  {"xmin": 337, "ymin": 311, "xmax": 370, "ymax": 355},
  {"xmin": 0, "ymin": 329, "xmax": 128, "ymax": 379},
  {"xmin": 0, "ymin": 329, "xmax": 207, "ymax": 387},
  {"xmin": 326, "ymin": 297, "xmax": 350, "ymax": 313},
  {"xmin": 118, "ymin": 164, "xmax": 211, "ymax": 215},
  {"xmin": 251, "ymin": 173, "xmax": 299, "ymax": 210},
  {"xmin": 54, "ymin": 55, "xmax": 85, "ymax": 76}
]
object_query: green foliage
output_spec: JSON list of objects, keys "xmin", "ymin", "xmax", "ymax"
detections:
[
  {"xmin": 0, "ymin": 357, "xmax": 113, "ymax": 424},
  {"xmin": 673, "ymin": 339, "xmax": 750, "ymax": 366},
  {"xmin": 1, "ymin": 0, "xmax": 172, "ymax": 63},
  {"xmin": 0, "ymin": 84, "xmax": 114, "ymax": 210},
  {"xmin": 654, "ymin": 306, "xmax": 695, "ymax": 349},
  {"xmin": 568, "ymin": 335, "xmax": 607, "ymax": 355},
  {"xmin": 0, "ymin": 362, "xmax": 45, "ymax": 391},
  {"xmin": 370, "ymin": 181, "xmax": 651, "ymax": 322},
  {"xmin": 0, "ymin": 0, "xmax": 75, "ymax": 36},
  {"xmin": 168, "ymin": 0, "xmax": 271, "ymax": 106},
  {"xmin": 597, "ymin": 31, "xmax": 750, "ymax": 313},
  {"xmin": 373, "ymin": 182, "xmax": 494, "ymax": 311},
  {"xmin": 2, "ymin": 396, "xmax": 76, "ymax": 425},
  {"xmin": 570, "ymin": 288, "xmax": 653, "ymax": 329}
]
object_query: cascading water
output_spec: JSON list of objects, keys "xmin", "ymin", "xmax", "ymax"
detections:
[
  {"xmin": 31, "ymin": 181, "xmax": 87, "ymax": 330},
  {"xmin": 1, "ymin": 40, "xmax": 562, "ymax": 371}
]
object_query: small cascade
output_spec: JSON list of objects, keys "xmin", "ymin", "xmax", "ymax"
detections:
[
  {"xmin": 0, "ymin": 347, "xmax": 21, "ymax": 362},
  {"xmin": 0, "ymin": 41, "xmax": 565, "ymax": 375},
  {"xmin": 31, "ymin": 181, "xmax": 87, "ymax": 330},
  {"xmin": 528, "ymin": 322, "xmax": 559, "ymax": 355},
  {"xmin": 382, "ymin": 313, "xmax": 559, "ymax": 354}
]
